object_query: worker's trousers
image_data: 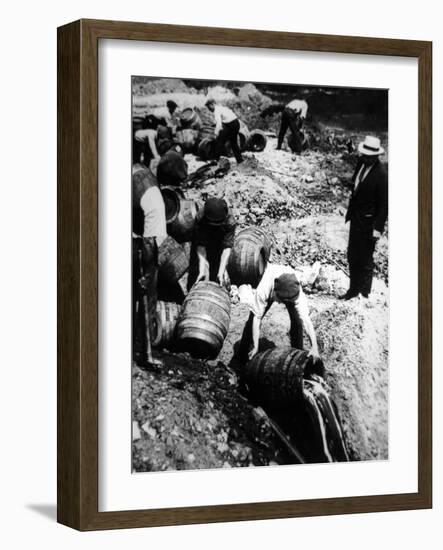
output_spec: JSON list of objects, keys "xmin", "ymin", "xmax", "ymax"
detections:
[
  {"xmin": 347, "ymin": 220, "xmax": 376, "ymax": 297},
  {"xmin": 214, "ymin": 119, "xmax": 243, "ymax": 163}
]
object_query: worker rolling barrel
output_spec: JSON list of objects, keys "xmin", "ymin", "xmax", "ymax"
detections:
[{"xmin": 187, "ymin": 197, "xmax": 237, "ymax": 290}]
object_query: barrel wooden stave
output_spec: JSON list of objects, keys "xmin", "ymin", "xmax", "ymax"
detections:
[
  {"xmin": 158, "ymin": 235, "xmax": 189, "ymax": 284},
  {"xmin": 176, "ymin": 281, "xmax": 231, "ymax": 359},
  {"xmin": 197, "ymin": 137, "xmax": 215, "ymax": 160},
  {"xmin": 247, "ymin": 129, "xmax": 268, "ymax": 152},
  {"xmin": 167, "ymin": 199, "xmax": 200, "ymax": 243},
  {"xmin": 161, "ymin": 187, "xmax": 183, "ymax": 223},
  {"xmin": 228, "ymin": 226, "xmax": 272, "ymax": 287},
  {"xmin": 180, "ymin": 108, "xmax": 201, "ymax": 130},
  {"xmin": 153, "ymin": 300, "xmax": 182, "ymax": 348},
  {"xmin": 244, "ymin": 347, "xmax": 313, "ymax": 409}
]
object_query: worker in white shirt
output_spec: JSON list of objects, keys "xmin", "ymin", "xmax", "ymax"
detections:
[
  {"xmin": 132, "ymin": 165, "xmax": 168, "ymax": 368},
  {"xmin": 277, "ymin": 98, "xmax": 308, "ymax": 152},
  {"xmin": 205, "ymin": 99, "xmax": 244, "ymax": 164},
  {"xmin": 237, "ymin": 263, "xmax": 320, "ymax": 363},
  {"xmin": 133, "ymin": 127, "xmax": 161, "ymax": 167}
]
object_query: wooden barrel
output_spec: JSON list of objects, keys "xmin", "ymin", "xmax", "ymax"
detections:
[
  {"xmin": 168, "ymin": 199, "xmax": 200, "ymax": 243},
  {"xmin": 223, "ymin": 121, "xmax": 250, "ymax": 156},
  {"xmin": 197, "ymin": 137, "xmax": 215, "ymax": 160},
  {"xmin": 180, "ymin": 108, "xmax": 201, "ymax": 129},
  {"xmin": 176, "ymin": 281, "xmax": 231, "ymax": 359},
  {"xmin": 132, "ymin": 116, "xmax": 145, "ymax": 133},
  {"xmin": 175, "ymin": 129, "xmax": 199, "ymax": 154},
  {"xmin": 247, "ymin": 129, "xmax": 267, "ymax": 152},
  {"xmin": 228, "ymin": 227, "xmax": 272, "ymax": 287},
  {"xmin": 244, "ymin": 347, "xmax": 315, "ymax": 409},
  {"xmin": 152, "ymin": 301, "xmax": 182, "ymax": 348},
  {"xmin": 288, "ymin": 130, "xmax": 308, "ymax": 153},
  {"xmin": 198, "ymin": 108, "xmax": 216, "ymax": 140},
  {"xmin": 158, "ymin": 235, "xmax": 189, "ymax": 284},
  {"xmin": 160, "ymin": 186, "xmax": 185, "ymax": 223}
]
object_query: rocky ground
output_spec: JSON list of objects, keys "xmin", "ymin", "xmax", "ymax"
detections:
[{"xmin": 132, "ymin": 80, "xmax": 389, "ymax": 472}]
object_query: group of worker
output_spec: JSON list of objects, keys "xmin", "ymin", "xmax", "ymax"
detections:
[
  {"xmin": 133, "ymin": 94, "xmax": 388, "ymax": 369},
  {"xmin": 133, "ymin": 98, "xmax": 245, "ymax": 170}
]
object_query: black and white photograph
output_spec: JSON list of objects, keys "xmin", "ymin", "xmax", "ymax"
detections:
[{"xmin": 131, "ymin": 76, "xmax": 389, "ymax": 472}]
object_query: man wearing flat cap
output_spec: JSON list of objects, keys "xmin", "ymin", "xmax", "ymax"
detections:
[
  {"xmin": 341, "ymin": 135, "xmax": 388, "ymax": 300},
  {"xmin": 237, "ymin": 263, "xmax": 319, "ymax": 362},
  {"xmin": 187, "ymin": 197, "xmax": 237, "ymax": 289}
]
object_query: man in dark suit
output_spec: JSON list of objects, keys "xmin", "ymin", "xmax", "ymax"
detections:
[{"xmin": 341, "ymin": 135, "xmax": 388, "ymax": 299}]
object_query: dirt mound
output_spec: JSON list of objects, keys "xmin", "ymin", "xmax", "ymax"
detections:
[
  {"xmin": 133, "ymin": 78, "xmax": 191, "ymax": 95},
  {"xmin": 311, "ymin": 292, "xmax": 389, "ymax": 461},
  {"xmin": 132, "ymin": 353, "xmax": 293, "ymax": 471},
  {"xmin": 186, "ymin": 156, "xmax": 298, "ymax": 227},
  {"xmin": 236, "ymin": 83, "xmax": 272, "ymax": 105}
]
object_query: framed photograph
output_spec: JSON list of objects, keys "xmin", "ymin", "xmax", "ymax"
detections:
[{"xmin": 57, "ymin": 19, "xmax": 432, "ymax": 530}]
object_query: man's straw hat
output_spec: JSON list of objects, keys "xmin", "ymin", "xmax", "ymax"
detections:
[{"xmin": 358, "ymin": 135, "xmax": 384, "ymax": 156}]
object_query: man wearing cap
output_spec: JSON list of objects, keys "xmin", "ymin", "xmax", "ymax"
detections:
[
  {"xmin": 341, "ymin": 135, "xmax": 388, "ymax": 300},
  {"xmin": 237, "ymin": 263, "xmax": 320, "ymax": 362},
  {"xmin": 187, "ymin": 197, "xmax": 237, "ymax": 289},
  {"xmin": 205, "ymin": 99, "xmax": 244, "ymax": 164},
  {"xmin": 276, "ymin": 98, "xmax": 308, "ymax": 152}
]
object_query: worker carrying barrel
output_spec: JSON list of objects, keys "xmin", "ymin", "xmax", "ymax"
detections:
[
  {"xmin": 132, "ymin": 164, "xmax": 168, "ymax": 368},
  {"xmin": 187, "ymin": 197, "xmax": 237, "ymax": 290},
  {"xmin": 237, "ymin": 263, "xmax": 320, "ymax": 363},
  {"xmin": 205, "ymin": 98, "xmax": 244, "ymax": 164}
]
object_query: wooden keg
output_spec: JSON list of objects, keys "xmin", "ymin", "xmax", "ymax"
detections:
[
  {"xmin": 152, "ymin": 301, "xmax": 182, "ymax": 348},
  {"xmin": 176, "ymin": 281, "xmax": 231, "ymax": 359},
  {"xmin": 167, "ymin": 199, "xmax": 200, "ymax": 243},
  {"xmin": 197, "ymin": 137, "xmax": 216, "ymax": 160},
  {"xmin": 179, "ymin": 108, "xmax": 201, "ymax": 129},
  {"xmin": 246, "ymin": 129, "xmax": 268, "ymax": 152},
  {"xmin": 244, "ymin": 347, "xmax": 315, "ymax": 409},
  {"xmin": 228, "ymin": 226, "xmax": 271, "ymax": 287},
  {"xmin": 158, "ymin": 235, "xmax": 189, "ymax": 285},
  {"xmin": 160, "ymin": 186, "xmax": 185, "ymax": 224}
]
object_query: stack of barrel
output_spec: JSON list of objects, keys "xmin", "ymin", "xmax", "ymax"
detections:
[
  {"xmin": 152, "ymin": 183, "xmax": 198, "ymax": 350},
  {"xmin": 154, "ymin": 222, "xmax": 273, "ymax": 360},
  {"xmin": 152, "ymin": 280, "xmax": 231, "ymax": 360},
  {"xmin": 155, "ymin": 182, "xmax": 233, "ymax": 360},
  {"xmin": 155, "ymin": 184, "xmax": 233, "ymax": 361}
]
